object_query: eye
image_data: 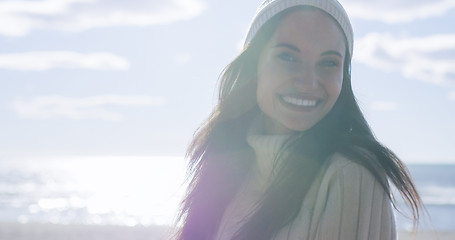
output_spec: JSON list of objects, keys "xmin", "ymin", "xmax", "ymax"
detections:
[
  {"xmin": 277, "ymin": 52, "xmax": 297, "ymax": 62},
  {"xmin": 319, "ymin": 59, "xmax": 340, "ymax": 68}
]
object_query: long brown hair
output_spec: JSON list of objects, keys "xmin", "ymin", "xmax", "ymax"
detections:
[{"xmin": 175, "ymin": 7, "xmax": 422, "ymax": 240}]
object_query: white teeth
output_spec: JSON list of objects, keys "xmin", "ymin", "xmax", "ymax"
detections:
[{"xmin": 282, "ymin": 96, "xmax": 317, "ymax": 107}]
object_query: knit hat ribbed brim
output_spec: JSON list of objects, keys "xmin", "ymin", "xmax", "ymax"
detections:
[{"xmin": 244, "ymin": 0, "xmax": 353, "ymax": 57}]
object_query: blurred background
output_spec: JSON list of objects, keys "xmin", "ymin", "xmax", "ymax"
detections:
[{"xmin": 0, "ymin": 0, "xmax": 454, "ymax": 239}]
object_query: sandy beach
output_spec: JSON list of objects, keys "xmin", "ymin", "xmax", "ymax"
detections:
[
  {"xmin": 398, "ymin": 231, "xmax": 454, "ymax": 240},
  {"xmin": 0, "ymin": 223, "xmax": 173, "ymax": 240},
  {"xmin": 0, "ymin": 223, "xmax": 452, "ymax": 240}
]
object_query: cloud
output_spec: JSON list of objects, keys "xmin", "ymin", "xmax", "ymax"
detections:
[
  {"xmin": 174, "ymin": 53, "xmax": 191, "ymax": 64},
  {"xmin": 10, "ymin": 95, "xmax": 166, "ymax": 121},
  {"xmin": 354, "ymin": 33, "xmax": 455, "ymax": 85},
  {"xmin": 370, "ymin": 101, "xmax": 398, "ymax": 111},
  {"xmin": 342, "ymin": 0, "xmax": 455, "ymax": 23},
  {"xmin": 449, "ymin": 92, "xmax": 455, "ymax": 101},
  {"xmin": 0, "ymin": 0, "xmax": 207, "ymax": 36},
  {"xmin": 0, "ymin": 51, "xmax": 129, "ymax": 71}
]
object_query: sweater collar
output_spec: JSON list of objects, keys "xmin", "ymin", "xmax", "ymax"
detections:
[{"xmin": 246, "ymin": 115, "xmax": 292, "ymax": 184}]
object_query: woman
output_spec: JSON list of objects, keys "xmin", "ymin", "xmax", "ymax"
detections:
[{"xmin": 176, "ymin": 0, "xmax": 422, "ymax": 239}]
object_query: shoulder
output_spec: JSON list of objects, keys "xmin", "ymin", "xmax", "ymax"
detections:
[
  {"xmin": 306, "ymin": 153, "xmax": 396, "ymax": 239},
  {"xmin": 312, "ymin": 151, "xmax": 392, "ymax": 217},
  {"xmin": 305, "ymin": 151, "xmax": 391, "ymax": 214},
  {"xmin": 321, "ymin": 152, "xmax": 386, "ymax": 191},
  {"xmin": 281, "ymin": 152, "xmax": 397, "ymax": 240}
]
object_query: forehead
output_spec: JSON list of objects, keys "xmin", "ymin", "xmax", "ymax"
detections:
[{"xmin": 271, "ymin": 8, "xmax": 346, "ymax": 54}]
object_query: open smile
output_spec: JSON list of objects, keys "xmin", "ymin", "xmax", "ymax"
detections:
[{"xmin": 278, "ymin": 95, "xmax": 322, "ymax": 111}]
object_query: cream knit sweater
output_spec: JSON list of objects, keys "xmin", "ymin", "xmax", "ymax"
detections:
[{"xmin": 215, "ymin": 131, "xmax": 397, "ymax": 240}]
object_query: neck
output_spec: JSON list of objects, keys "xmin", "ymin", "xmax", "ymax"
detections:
[{"xmin": 247, "ymin": 117, "xmax": 292, "ymax": 191}]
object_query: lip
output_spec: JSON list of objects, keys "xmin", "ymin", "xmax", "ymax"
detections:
[{"xmin": 277, "ymin": 94, "xmax": 323, "ymax": 112}]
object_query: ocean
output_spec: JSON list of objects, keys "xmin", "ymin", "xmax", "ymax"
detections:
[
  {"xmin": 0, "ymin": 156, "xmax": 453, "ymax": 231},
  {"xmin": 395, "ymin": 164, "xmax": 455, "ymax": 231}
]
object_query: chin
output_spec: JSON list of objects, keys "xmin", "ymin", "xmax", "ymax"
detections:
[{"xmin": 283, "ymin": 120, "xmax": 316, "ymax": 133}]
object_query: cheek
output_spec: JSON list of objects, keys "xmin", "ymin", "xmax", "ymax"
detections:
[
  {"xmin": 331, "ymin": 80, "xmax": 343, "ymax": 98},
  {"xmin": 256, "ymin": 78, "xmax": 273, "ymax": 107},
  {"xmin": 324, "ymin": 71, "xmax": 343, "ymax": 100},
  {"xmin": 256, "ymin": 66, "xmax": 285, "ymax": 95},
  {"xmin": 326, "ymin": 80, "xmax": 343, "ymax": 112},
  {"xmin": 255, "ymin": 74, "xmax": 282, "ymax": 119},
  {"xmin": 256, "ymin": 64, "xmax": 277, "ymax": 104}
]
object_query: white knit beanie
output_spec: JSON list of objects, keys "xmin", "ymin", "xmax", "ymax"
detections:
[{"xmin": 244, "ymin": 0, "xmax": 354, "ymax": 57}]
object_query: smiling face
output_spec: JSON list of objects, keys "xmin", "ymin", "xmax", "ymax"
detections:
[{"xmin": 256, "ymin": 8, "xmax": 346, "ymax": 134}]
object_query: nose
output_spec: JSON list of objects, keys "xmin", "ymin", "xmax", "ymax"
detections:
[{"xmin": 293, "ymin": 65, "xmax": 318, "ymax": 90}]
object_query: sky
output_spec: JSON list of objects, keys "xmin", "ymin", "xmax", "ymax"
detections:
[{"xmin": 0, "ymin": 0, "xmax": 454, "ymax": 164}]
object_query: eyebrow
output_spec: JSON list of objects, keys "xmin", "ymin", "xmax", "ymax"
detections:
[
  {"xmin": 273, "ymin": 43, "xmax": 343, "ymax": 58},
  {"xmin": 273, "ymin": 43, "xmax": 300, "ymax": 52},
  {"xmin": 321, "ymin": 50, "xmax": 343, "ymax": 58}
]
